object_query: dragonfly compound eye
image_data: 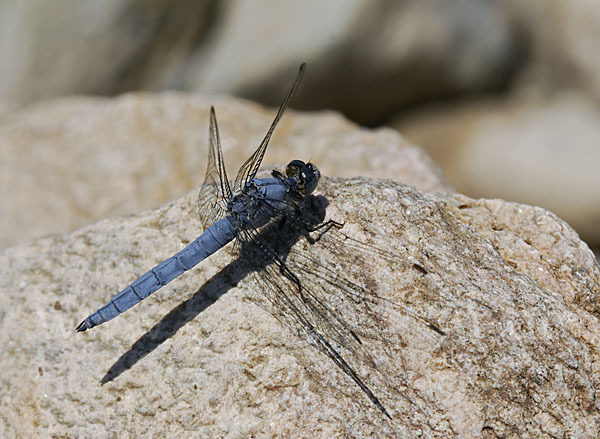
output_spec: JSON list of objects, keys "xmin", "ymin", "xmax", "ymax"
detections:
[
  {"xmin": 286, "ymin": 160, "xmax": 306, "ymax": 179},
  {"xmin": 299, "ymin": 162, "xmax": 320, "ymax": 195},
  {"xmin": 286, "ymin": 160, "xmax": 319, "ymax": 194}
]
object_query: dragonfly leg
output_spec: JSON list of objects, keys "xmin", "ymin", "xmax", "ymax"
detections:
[
  {"xmin": 275, "ymin": 256, "xmax": 310, "ymax": 303},
  {"xmin": 305, "ymin": 219, "xmax": 344, "ymax": 244}
]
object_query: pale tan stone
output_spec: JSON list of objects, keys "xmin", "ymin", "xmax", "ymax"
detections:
[{"xmin": 1, "ymin": 175, "xmax": 598, "ymax": 438}]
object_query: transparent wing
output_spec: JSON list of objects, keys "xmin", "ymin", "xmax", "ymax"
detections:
[
  {"xmin": 242, "ymin": 229, "xmax": 393, "ymax": 418},
  {"xmin": 233, "ymin": 63, "xmax": 305, "ymax": 193},
  {"xmin": 233, "ymin": 196, "xmax": 442, "ymax": 419},
  {"xmin": 198, "ymin": 107, "xmax": 232, "ymax": 230}
]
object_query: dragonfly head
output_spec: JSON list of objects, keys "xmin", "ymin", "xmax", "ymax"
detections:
[{"xmin": 286, "ymin": 160, "xmax": 320, "ymax": 195}]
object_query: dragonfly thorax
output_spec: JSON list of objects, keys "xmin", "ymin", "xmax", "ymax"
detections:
[{"xmin": 227, "ymin": 177, "xmax": 292, "ymax": 231}]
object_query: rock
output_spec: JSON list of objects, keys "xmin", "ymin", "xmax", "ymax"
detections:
[
  {"xmin": 0, "ymin": 93, "xmax": 447, "ymax": 250},
  {"xmin": 0, "ymin": 1, "xmax": 212, "ymax": 108},
  {"xmin": 505, "ymin": 0, "xmax": 600, "ymax": 100},
  {"xmin": 1, "ymin": 176, "xmax": 599, "ymax": 437},
  {"xmin": 3, "ymin": 1, "xmax": 600, "ymax": 125},
  {"xmin": 0, "ymin": 1, "xmax": 519, "ymax": 125},
  {"xmin": 394, "ymin": 91, "xmax": 600, "ymax": 247},
  {"xmin": 183, "ymin": 0, "xmax": 519, "ymax": 126}
]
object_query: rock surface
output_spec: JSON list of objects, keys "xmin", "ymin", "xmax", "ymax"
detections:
[
  {"xmin": 1, "ymin": 176, "xmax": 599, "ymax": 438},
  {"xmin": 0, "ymin": 93, "xmax": 446, "ymax": 250}
]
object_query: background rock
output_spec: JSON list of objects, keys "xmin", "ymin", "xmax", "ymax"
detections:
[
  {"xmin": 394, "ymin": 92, "xmax": 600, "ymax": 244},
  {"xmin": 0, "ymin": 94, "xmax": 446, "ymax": 250},
  {"xmin": 0, "ymin": 0, "xmax": 519, "ymax": 126},
  {"xmin": 1, "ymin": 177, "xmax": 599, "ymax": 437},
  {"xmin": 504, "ymin": 0, "xmax": 600, "ymax": 100}
]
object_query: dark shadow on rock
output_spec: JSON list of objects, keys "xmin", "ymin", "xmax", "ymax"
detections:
[{"xmin": 101, "ymin": 195, "xmax": 328, "ymax": 384}]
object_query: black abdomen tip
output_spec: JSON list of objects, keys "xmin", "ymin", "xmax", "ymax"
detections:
[{"xmin": 75, "ymin": 320, "xmax": 90, "ymax": 332}]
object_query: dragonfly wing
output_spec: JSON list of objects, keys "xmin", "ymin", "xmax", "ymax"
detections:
[
  {"xmin": 199, "ymin": 107, "xmax": 232, "ymax": 229},
  {"xmin": 234, "ymin": 205, "xmax": 397, "ymax": 418},
  {"xmin": 233, "ymin": 63, "xmax": 305, "ymax": 193}
]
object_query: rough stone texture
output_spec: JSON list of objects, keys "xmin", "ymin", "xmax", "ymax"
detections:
[
  {"xmin": 395, "ymin": 91, "xmax": 600, "ymax": 247},
  {"xmin": 0, "ymin": 93, "xmax": 446, "ymax": 250},
  {"xmin": 1, "ymin": 176, "xmax": 599, "ymax": 438}
]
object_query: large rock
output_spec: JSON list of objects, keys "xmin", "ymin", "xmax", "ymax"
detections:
[
  {"xmin": 0, "ymin": 1, "xmax": 519, "ymax": 125},
  {"xmin": 0, "ymin": 93, "xmax": 446, "ymax": 250},
  {"xmin": 1, "ymin": 175, "xmax": 599, "ymax": 437}
]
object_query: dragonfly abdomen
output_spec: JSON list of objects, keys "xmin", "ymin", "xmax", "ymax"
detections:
[{"xmin": 76, "ymin": 217, "xmax": 236, "ymax": 331}]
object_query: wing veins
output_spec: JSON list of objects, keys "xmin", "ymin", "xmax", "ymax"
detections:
[{"xmin": 234, "ymin": 63, "xmax": 306, "ymax": 193}]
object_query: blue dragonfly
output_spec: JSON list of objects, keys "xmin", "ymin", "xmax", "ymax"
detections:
[{"xmin": 77, "ymin": 64, "xmax": 396, "ymax": 419}]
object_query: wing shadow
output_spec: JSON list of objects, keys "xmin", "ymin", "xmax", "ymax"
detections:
[{"xmin": 101, "ymin": 195, "xmax": 328, "ymax": 384}]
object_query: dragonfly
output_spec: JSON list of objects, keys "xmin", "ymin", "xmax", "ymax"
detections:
[{"xmin": 76, "ymin": 63, "xmax": 396, "ymax": 419}]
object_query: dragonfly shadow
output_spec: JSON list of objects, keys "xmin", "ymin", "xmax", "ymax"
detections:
[{"xmin": 101, "ymin": 195, "xmax": 328, "ymax": 385}]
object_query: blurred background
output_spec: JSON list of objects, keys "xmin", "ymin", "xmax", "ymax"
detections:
[{"xmin": 1, "ymin": 0, "xmax": 599, "ymax": 252}]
